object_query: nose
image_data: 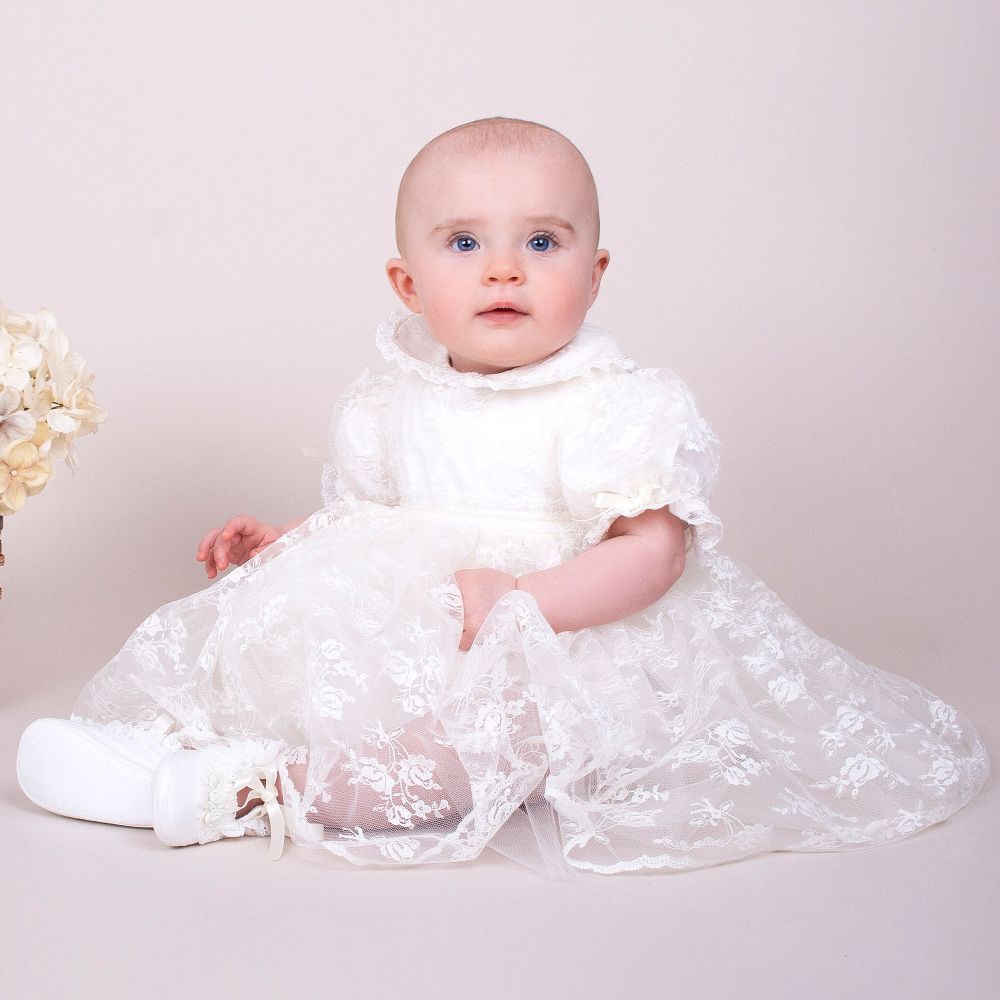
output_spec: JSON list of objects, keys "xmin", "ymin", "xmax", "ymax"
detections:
[{"xmin": 482, "ymin": 252, "xmax": 524, "ymax": 285}]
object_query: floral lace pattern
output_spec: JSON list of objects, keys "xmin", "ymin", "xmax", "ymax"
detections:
[
  {"xmin": 68, "ymin": 712, "xmax": 186, "ymax": 755},
  {"xmin": 191, "ymin": 740, "xmax": 286, "ymax": 844},
  {"xmin": 69, "ymin": 308, "xmax": 990, "ymax": 878}
]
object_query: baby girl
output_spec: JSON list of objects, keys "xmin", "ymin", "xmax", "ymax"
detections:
[{"xmin": 18, "ymin": 117, "xmax": 988, "ymax": 878}]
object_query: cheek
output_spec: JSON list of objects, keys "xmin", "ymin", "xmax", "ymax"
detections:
[
  {"xmin": 419, "ymin": 263, "xmax": 468, "ymax": 303},
  {"xmin": 546, "ymin": 270, "xmax": 590, "ymax": 311},
  {"xmin": 420, "ymin": 296, "xmax": 465, "ymax": 340}
]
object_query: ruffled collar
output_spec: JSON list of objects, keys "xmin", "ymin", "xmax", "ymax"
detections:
[{"xmin": 374, "ymin": 306, "xmax": 636, "ymax": 390}]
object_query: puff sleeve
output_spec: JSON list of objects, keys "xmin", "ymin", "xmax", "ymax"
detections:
[
  {"xmin": 556, "ymin": 367, "xmax": 723, "ymax": 558},
  {"xmin": 320, "ymin": 362, "xmax": 400, "ymax": 511}
]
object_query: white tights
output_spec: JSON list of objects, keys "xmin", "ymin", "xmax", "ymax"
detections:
[{"xmin": 235, "ymin": 713, "xmax": 548, "ymax": 829}]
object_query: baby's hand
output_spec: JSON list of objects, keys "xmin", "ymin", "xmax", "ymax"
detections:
[
  {"xmin": 452, "ymin": 568, "xmax": 518, "ymax": 652},
  {"xmin": 196, "ymin": 515, "xmax": 283, "ymax": 579}
]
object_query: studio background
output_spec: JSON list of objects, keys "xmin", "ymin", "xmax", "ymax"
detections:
[{"xmin": 2, "ymin": 3, "xmax": 997, "ymax": 999}]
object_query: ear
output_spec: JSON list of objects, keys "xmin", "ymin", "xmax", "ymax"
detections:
[
  {"xmin": 385, "ymin": 258, "xmax": 422, "ymax": 313},
  {"xmin": 588, "ymin": 249, "xmax": 611, "ymax": 306}
]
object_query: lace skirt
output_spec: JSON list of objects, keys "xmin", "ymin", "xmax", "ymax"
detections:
[{"xmin": 70, "ymin": 500, "xmax": 991, "ymax": 878}]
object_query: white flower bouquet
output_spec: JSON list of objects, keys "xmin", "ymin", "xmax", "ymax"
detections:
[{"xmin": 0, "ymin": 302, "xmax": 108, "ymax": 597}]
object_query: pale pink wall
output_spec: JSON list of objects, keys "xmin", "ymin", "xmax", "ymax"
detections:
[{"xmin": 1, "ymin": 2, "xmax": 997, "ymax": 715}]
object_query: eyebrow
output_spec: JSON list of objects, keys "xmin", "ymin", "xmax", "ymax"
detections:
[{"xmin": 430, "ymin": 215, "xmax": 577, "ymax": 236}]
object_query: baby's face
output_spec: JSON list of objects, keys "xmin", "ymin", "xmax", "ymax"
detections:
[{"xmin": 386, "ymin": 144, "xmax": 610, "ymax": 375}]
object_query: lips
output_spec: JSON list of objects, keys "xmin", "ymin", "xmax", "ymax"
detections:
[
  {"xmin": 479, "ymin": 303, "xmax": 528, "ymax": 315},
  {"xmin": 478, "ymin": 307, "xmax": 528, "ymax": 323}
]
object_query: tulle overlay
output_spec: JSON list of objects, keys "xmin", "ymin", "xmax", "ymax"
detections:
[
  {"xmin": 71, "ymin": 498, "xmax": 989, "ymax": 877},
  {"xmin": 69, "ymin": 309, "xmax": 989, "ymax": 876}
]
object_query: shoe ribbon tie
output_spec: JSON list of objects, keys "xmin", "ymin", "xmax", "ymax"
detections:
[{"xmin": 241, "ymin": 765, "xmax": 286, "ymax": 861}]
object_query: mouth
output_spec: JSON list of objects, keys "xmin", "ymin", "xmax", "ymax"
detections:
[{"xmin": 478, "ymin": 304, "xmax": 529, "ymax": 321}]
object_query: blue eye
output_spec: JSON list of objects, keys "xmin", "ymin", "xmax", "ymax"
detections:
[
  {"xmin": 448, "ymin": 234, "xmax": 478, "ymax": 252},
  {"xmin": 529, "ymin": 232, "xmax": 559, "ymax": 252}
]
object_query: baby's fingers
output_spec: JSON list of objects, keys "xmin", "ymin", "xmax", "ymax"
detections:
[
  {"xmin": 218, "ymin": 515, "xmax": 258, "ymax": 546},
  {"xmin": 196, "ymin": 527, "xmax": 222, "ymax": 562},
  {"xmin": 213, "ymin": 515, "xmax": 259, "ymax": 572},
  {"xmin": 214, "ymin": 534, "xmax": 239, "ymax": 572},
  {"xmin": 198, "ymin": 530, "xmax": 231, "ymax": 578}
]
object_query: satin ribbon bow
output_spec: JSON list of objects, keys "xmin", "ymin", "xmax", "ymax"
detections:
[
  {"xmin": 594, "ymin": 482, "xmax": 655, "ymax": 512},
  {"xmin": 239, "ymin": 764, "xmax": 286, "ymax": 861}
]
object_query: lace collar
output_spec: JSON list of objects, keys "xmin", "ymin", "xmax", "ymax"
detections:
[{"xmin": 374, "ymin": 306, "xmax": 637, "ymax": 390}]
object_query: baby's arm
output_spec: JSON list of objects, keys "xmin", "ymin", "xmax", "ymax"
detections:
[{"xmin": 516, "ymin": 507, "xmax": 687, "ymax": 633}]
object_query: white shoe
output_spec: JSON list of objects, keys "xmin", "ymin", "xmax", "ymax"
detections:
[
  {"xmin": 16, "ymin": 713, "xmax": 181, "ymax": 828},
  {"xmin": 151, "ymin": 738, "xmax": 288, "ymax": 860}
]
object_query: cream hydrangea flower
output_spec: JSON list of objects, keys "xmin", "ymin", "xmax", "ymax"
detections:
[
  {"xmin": 0, "ymin": 309, "xmax": 37, "ymax": 339},
  {"xmin": 31, "ymin": 308, "xmax": 82, "ymax": 387},
  {"xmin": 44, "ymin": 368, "xmax": 107, "ymax": 471},
  {"xmin": 0, "ymin": 440, "xmax": 51, "ymax": 516},
  {"xmin": 0, "ymin": 302, "xmax": 108, "ymax": 503},
  {"xmin": 0, "ymin": 323, "xmax": 44, "ymax": 393},
  {"xmin": 19, "ymin": 309, "xmax": 109, "ymax": 470},
  {"xmin": 49, "ymin": 366, "xmax": 105, "ymax": 431},
  {"xmin": 0, "ymin": 386, "xmax": 36, "ymax": 454}
]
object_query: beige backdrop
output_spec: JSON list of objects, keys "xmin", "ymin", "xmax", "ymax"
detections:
[
  {"xmin": 3, "ymin": 2, "xmax": 997, "ymax": 705},
  {"xmin": 2, "ymin": 4, "xmax": 997, "ymax": 999}
]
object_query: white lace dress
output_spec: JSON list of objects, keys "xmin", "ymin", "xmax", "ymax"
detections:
[{"xmin": 70, "ymin": 306, "xmax": 990, "ymax": 878}]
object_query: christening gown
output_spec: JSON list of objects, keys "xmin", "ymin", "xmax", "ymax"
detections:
[{"xmin": 69, "ymin": 306, "xmax": 990, "ymax": 878}]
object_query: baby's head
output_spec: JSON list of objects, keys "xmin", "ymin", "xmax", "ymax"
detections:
[{"xmin": 386, "ymin": 117, "xmax": 611, "ymax": 375}]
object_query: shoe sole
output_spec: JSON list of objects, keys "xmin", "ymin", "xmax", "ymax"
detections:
[{"xmin": 16, "ymin": 718, "xmax": 163, "ymax": 828}]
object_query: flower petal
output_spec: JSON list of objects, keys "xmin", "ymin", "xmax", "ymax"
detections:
[
  {"xmin": 0, "ymin": 367, "xmax": 28, "ymax": 392},
  {"xmin": 5, "ymin": 439, "xmax": 39, "ymax": 468},
  {"xmin": 0, "ymin": 385, "xmax": 20, "ymax": 416},
  {"xmin": 2, "ymin": 478, "xmax": 26, "ymax": 511},
  {"xmin": 13, "ymin": 336, "xmax": 44, "ymax": 371},
  {"xmin": 0, "ymin": 410, "xmax": 36, "ymax": 451},
  {"xmin": 46, "ymin": 408, "xmax": 78, "ymax": 434},
  {"xmin": 20, "ymin": 458, "xmax": 51, "ymax": 492}
]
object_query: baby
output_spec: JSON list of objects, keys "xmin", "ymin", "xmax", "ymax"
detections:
[
  {"xmin": 197, "ymin": 119, "xmax": 688, "ymax": 656},
  {"xmin": 19, "ymin": 116, "xmax": 989, "ymax": 873}
]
